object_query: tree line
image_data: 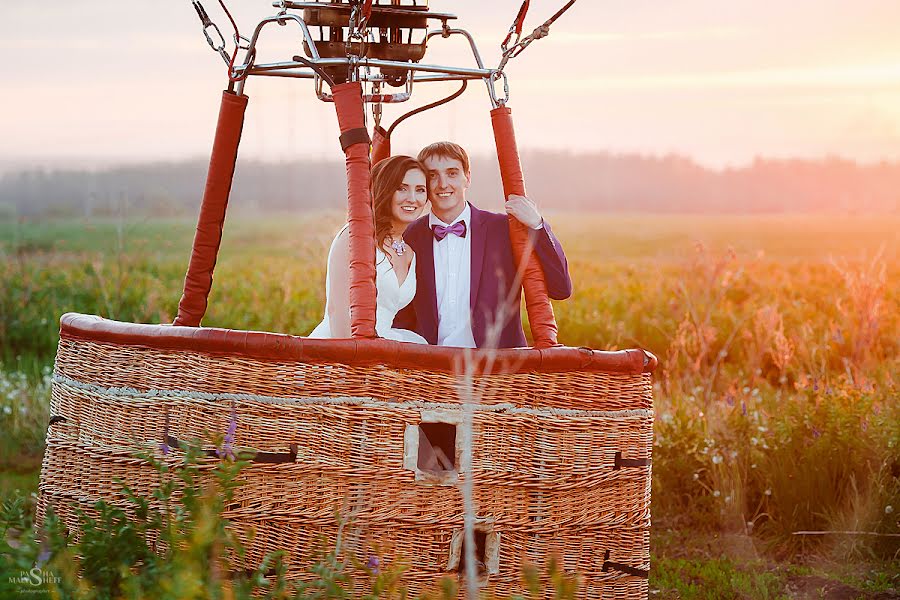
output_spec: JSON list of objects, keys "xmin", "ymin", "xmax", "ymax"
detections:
[{"xmin": 2, "ymin": 152, "xmax": 898, "ymax": 217}]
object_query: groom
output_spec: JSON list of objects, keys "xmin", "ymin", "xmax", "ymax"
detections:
[{"xmin": 393, "ymin": 141, "xmax": 572, "ymax": 349}]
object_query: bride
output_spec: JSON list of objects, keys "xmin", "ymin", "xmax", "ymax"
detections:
[{"xmin": 309, "ymin": 155, "xmax": 428, "ymax": 343}]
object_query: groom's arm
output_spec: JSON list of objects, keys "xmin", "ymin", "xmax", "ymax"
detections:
[
  {"xmin": 505, "ymin": 195, "xmax": 573, "ymax": 300},
  {"xmin": 530, "ymin": 220, "xmax": 573, "ymax": 300}
]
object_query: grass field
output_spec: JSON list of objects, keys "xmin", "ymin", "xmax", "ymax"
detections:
[{"xmin": 1, "ymin": 213, "xmax": 898, "ymax": 598}]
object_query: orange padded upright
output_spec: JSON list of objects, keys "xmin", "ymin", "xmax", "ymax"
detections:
[
  {"xmin": 490, "ymin": 105, "xmax": 559, "ymax": 348},
  {"xmin": 371, "ymin": 126, "xmax": 392, "ymax": 166},
  {"xmin": 174, "ymin": 90, "xmax": 248, "ymax": 327},
  {"xmin": 333, "ymin": 82, "xmax": 377, "ymax": 338}
]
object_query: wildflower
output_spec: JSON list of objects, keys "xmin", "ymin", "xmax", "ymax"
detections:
[
  {"xmin": 36, "ymin": 549, "xmax": 51, "ymax": 567},
  {"xmin": 751, "ymin": 463, "xmax": 757, "ymax": 469},
  {"xmin": 367, "ymin": 556, "xmax": 380, "ymax": 574},
  {"xmin": 730, "ymin": 450, "xmax": 738, "ymax": 460},
  {"xmin": 812, "ymin": 427, "xmax": 821, "ymax": 439},
  {"xmin": 725, "ymin": 394, "xmax": 734, "ymax": 407},
  {"xmin": 757, "ymin": 426, "xmax": 768, "ymax": 433},
  {"xmin": 742, "ymin": 386, "xmax": 751, "ymax": 394},
  {"xmin": 725, "ymin": 495, "xmax": 733, "ymax": 504},
  {"xmin": 746, "ymin": 521, "xmax": 754, "ymax": 533},
  {"xmin": 886, "ymin": 505, "xmax": 894, "ymax": 515},
  {"xmin": 159, "ymin": 441, "xmax": 170, "ymax": 455},
  {"xmin": 661, "ymin": 412, "xmax": 673, "ymax": 424},
  {"xmin": 713, "ymin": 490, "xmax": 721, "ymax": 498},
  {"xmin": 741, "ymin": 401, "xmax": 747, "ymax": 416},
  {"xmin": 2, "ymin": 405, "xmax": 10, "ymax": 416},
  {"xmin": 712, "ymin": 454, "xmax": 723, "ymax": 465},
  {"xmin": 218, "ymin": 409, "xmax": 238, "ymax": 461},
  {"xmin": 693, "ymin": 473, "xmax": 699, "ymax": 481},
  {"xmin": 764, "ymin": 489, "xmax": 772, "ymax": 496}
]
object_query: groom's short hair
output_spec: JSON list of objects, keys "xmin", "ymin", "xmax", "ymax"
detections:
[{"xmin": 418, "ymin": 142, "xmax": 470, "ymax": 175}]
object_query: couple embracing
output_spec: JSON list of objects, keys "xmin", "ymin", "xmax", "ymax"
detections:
[{"xmin": 310, "ymin": 142, "xmax": 572, "ymax": 349}]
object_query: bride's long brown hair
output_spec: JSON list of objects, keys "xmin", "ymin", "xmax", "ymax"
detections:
[{"xmin": 371, "ymin": 155, "xmax": 426, "ymax": 253}]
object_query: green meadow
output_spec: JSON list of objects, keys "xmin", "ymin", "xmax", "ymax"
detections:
[{"xmin": 1, "ymin": 213, "xmax": 898, "ymax": 598}]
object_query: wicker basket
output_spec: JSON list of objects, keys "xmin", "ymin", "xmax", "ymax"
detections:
[{"xmin": 38, "ymin": 313, "xmax": 655, "ymax": 598}]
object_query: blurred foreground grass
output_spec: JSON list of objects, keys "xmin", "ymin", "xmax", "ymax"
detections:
[{"xmin": 1, "ymin": 213, "xmax": 898, "ymax": 597}]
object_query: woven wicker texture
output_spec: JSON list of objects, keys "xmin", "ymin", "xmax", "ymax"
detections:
[{"xmin": 39, "ymin": 336, "xmax": 654, "ymax": 598}]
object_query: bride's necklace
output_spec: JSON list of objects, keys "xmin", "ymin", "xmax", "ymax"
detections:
[{"xmin": 389, "ymin": 236, "xmax": 407, "ymax": 256}]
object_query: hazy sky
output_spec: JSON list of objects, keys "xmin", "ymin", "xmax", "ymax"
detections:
[{"xmin": 4, "ymin": 1, "xmax": 900, "ymax": 168}]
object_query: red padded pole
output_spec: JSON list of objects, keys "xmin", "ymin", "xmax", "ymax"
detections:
[
  {"xmin": 174, "ymin": 90, "xmax": 248, "ymax": 327},
  {"xmin": 333, "ymin": 82, "xmax": 377, "ymax": 338},
  {"xmin": 490, "ymin": 105, "xmax": 559, "ymax": 348},
  {"xmin": 371, "ymin": 126, "xmax": 391, "ymax": 166}
]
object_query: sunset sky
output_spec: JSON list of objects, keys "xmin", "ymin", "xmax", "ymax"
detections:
[{"xmin": 4, "ymin": 1, "xmax": 900, "ymax": 169}]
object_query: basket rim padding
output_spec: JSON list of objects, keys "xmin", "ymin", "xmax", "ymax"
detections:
[{"xmin": 60, "ymin": 313, "xmax": 658, "ymax": 375}]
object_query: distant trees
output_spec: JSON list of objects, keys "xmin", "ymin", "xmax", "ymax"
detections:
[{"xmin": 1, "ymin": 153, "xmax": 897, "ymax": 218}]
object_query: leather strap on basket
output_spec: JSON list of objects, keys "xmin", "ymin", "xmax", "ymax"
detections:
[
  {"xmin": 602, "ymin": 550, "xmax": 649, "ymax": 579},
  {"xmin": 490, "ymin": 105, "xmax": 558, "ymax": 348},
  {"xmin": 613, "ymin": 451, "xmax": 652, "ymax": 470},
  {"xmin": 371, "ymin": 125, "xmax": 391, "ymax": 165},
  {"xmin": 164, "ymin": 435, "xmax": 298, "ymax": 464},
  {"xmin": 174, "ymin": 90, "xmax": 249, "ymax": 327},
  {"xmin": 332, "ymin": 82, "xmax": 377, "ymax": 338}
]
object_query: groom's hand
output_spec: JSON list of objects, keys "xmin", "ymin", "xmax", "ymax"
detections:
[{"xmin": 505, "ymin": 194, "xmax": 543, "ymax": 229}]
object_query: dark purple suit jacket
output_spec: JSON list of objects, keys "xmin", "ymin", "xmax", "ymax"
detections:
[{"xmin": 393, "ymin": 204, "xmax": 572, "ymax": 348}]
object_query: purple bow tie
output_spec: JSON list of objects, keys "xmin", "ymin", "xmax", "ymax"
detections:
[{"xmin": 432, "ymin": 221, "xmax": 467, "ymax": 241}]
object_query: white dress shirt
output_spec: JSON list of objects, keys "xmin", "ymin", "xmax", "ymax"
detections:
[{"xmin": 429, "ymin": 202, "xmax": 477, "ymax": 348}]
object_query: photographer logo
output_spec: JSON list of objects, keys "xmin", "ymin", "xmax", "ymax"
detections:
[{"xmin": 8, "ymin": 568, "xmax": 59, "ymax": 594}]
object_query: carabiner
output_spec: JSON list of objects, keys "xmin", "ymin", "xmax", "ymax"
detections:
[{"xmin": 202, "ymin": 22, "xmax": 230, "ymax": 64}]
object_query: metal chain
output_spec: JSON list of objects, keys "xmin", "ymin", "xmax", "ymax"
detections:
[
  {"xmin": 189, "ymin": 0, "xmax": 255, "ymax": 81},
  {"xmin": 372, "ymin": 80, "xmax": 383, "ymax": 129},
  {"xmin": 345, "ymin": 3, "xmax": 369, "ymax": 82},
  {"xmin": 192, "ymin": 0, "xmax": 230, "ymax": 64},
  {"xmin": 497, "ymin": 0, "xmax": 577, "ymax": 74}
]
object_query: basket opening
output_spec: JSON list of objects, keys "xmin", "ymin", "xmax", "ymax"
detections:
[
  {"xmin": 456, "ymin": 530, "xmax": 488, "ymax": 575},
  {"xmin": 417, "ymin": 422, "xmax": 457, "ymax": 474}
]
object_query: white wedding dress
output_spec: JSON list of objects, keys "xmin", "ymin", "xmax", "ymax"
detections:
[{"xmin": 309, "ymin": 226, "xmax": 427, "ymax": 344}]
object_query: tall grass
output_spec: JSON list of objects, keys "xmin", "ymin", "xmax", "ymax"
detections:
[
  {"xmin": 0, "ymin": 214, "xmax": 898, "ymax": 561},
  {"xmin": 0, "ymin": 437, "xmax": 581, "ymax": 599},
  {"xmin": 0, "ymin": 367, "xmax": 50, "ymax": 470}
]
